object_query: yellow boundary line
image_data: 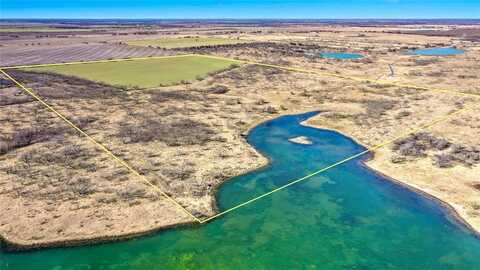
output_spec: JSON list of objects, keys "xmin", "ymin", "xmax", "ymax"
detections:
[
  {"xmin": 1, "ymin": 53, "xmax": 478, "ymax": 225},
  {"xmin": 195, "ymin": 54, "xmax": 480, "ymax": 99},
  {"xmin": 1, "ymin": 53, "xmax": 477, "ymax": 99},
  {"xmin": 0, "ymin": 69, "xmax": 202, "ymax": 224},
  {"xmin": 0, "ymin": 54, "xmax": 195, "ymax": 70},
  {"xmin": 200, "ymin": 105, "xmax": 473, "ymax": 223}
]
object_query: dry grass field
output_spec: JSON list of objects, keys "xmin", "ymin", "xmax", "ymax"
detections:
[{"xmin": 1, "ymin": 21, "xmax": 479, "ymax": 250}]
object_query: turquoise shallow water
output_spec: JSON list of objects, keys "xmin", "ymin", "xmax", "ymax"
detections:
[
  {"xmin": 408, "ymin": 47, "xmax": 465, "ymax": 56},
  {"xmin": 1, "ymin": 112, "xmax": 480, "ymax": 270},
  {"xmin": 320, "ymin": 52, "xmax": 364, "ymax": 60}
]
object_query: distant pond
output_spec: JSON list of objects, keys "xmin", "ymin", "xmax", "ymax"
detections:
[
  {"xmin": 320, "ymin": 52, "xmax": 364, "ymax": 60},
  {"xmin": 407, "ymin": 47, "xmax": 465, "ymax": 56}
]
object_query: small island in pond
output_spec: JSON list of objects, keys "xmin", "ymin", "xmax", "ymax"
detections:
[{"xmin": 288, "ymin": 136, "xmax": 313, "ymax": 145}]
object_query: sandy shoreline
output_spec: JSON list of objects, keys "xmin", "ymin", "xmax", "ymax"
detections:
[
  {"xmin": 359, "ymin": 158, "xmax": 480, "ymax": 240},
  {"xmin": 0, "ymin": 114, "xmax": 270, "ymax": 252},
  {"xmin": 2, "ymin": 110, "xmax": 479, "ymax": 252},
  {"xmin": 301, "ymin": 117, "xmax": 480, "ymax": 239},
  {"xmin": 0, "ymin": 220, "xmax": 197, "ymax": 252}
]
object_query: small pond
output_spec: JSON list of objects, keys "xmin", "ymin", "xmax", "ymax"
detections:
[
  {"xmin": 408, "ymin": 47, "xmax": 464, "ymax": 56},
  {"xmin": 320, "ymin": 52, "xmax": 364, "ymax": 60}
]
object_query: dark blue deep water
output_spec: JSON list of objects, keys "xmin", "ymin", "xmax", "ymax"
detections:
[{"xmin": 1, "ymin": 112, "xmax": 479, "ymax": 269}]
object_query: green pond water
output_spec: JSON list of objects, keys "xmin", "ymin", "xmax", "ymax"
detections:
[{"xmin": 1, "ymin": 112, "xmax": 480, "ymax": 269}]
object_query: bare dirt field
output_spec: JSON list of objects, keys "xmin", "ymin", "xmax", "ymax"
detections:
[
  {"xmin": 0, "ymin": 43, "xmax": 172, "ymax": 67},
  {"xmin": 0, "ymin": 21, "xmax": 479, "ymax": 250}
]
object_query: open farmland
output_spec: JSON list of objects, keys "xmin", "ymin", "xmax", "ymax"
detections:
[
  {"xmin": 0, "ymin": 22, "xmax": 480, "ymax": 270},
  {"xmin": 126, "ymin": 37, "xmax": 249, "ymax": 49},
  {"xmin": 23, "ymin": 55, "xmax": 238, "ymax": 88},
  {"xmin": 0, "ymin": 44, "xmax": 173, "ymax": 67}
]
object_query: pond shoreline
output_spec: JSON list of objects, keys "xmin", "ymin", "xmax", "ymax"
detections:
[
  {"xmin": 2, "ymin": 110, "xmax": 478, "ymax": 253},
  {"xmin": 0, "ymin": 219, "xmax": 198, "ymax": 252},
  {"xmin": 358, "ymin": 158, "xmax": 480, "ymax": 240},
  {"xmin": 300, "ymin": 118, "xmax": 480, "ymax": 240}
]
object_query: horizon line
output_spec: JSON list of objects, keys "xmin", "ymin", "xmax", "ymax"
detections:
[{"xmin": 2, "ymin": 18, "xmax": 480, "ymax": 21}]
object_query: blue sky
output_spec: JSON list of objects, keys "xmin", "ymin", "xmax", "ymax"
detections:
[{"xmin": 1, "ymin": 0, "xmax": 479, "ymax": 19}]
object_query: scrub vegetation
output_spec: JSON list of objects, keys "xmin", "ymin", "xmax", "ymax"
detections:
[{"xmin": 1, "ymin": 20, "xmax": 479, "ymax": 251}]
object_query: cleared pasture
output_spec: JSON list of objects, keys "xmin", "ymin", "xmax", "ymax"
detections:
[
  {"xmin": 126, "ymin": 37, "xmax": 248, "ymax": 49},
  {"xmin": 23, "ymin": 55, "xmax": 238, "ymax": 88}
]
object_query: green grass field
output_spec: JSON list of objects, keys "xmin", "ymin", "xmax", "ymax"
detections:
[
  {"xmin": 24, "ymin": 55, "xmax": 238, "ymax": 88},
  {"xmin": 126, "ymin": 37, "xmax": 249, "ymax": 49}
]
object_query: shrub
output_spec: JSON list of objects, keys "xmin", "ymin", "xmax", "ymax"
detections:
[
  {"xmin": 364, "ymin": 99, "xmax": 395, "ymax": 116},
  {"xmin": 0, "ymin": 128, "xmax": 40, "ymax": 154},
  {"xmin": 412, "ymin": 58, "xmax": 440, "ymax": 66},
  {"xmin": 395, "ymin": 111, "xmax": 411, "ymax": 119},
  {"xmin": 392, "ymin": 132, "xmax": 480, "ymax": 168},
  {"xmin": 118, "ymin": 184, "xmax": 147, "ymax": 201},
  {"xmin": 69, "ymin": 177, "xmax": 95, "ymax": 196},
  {"xmin": 150, "ymin": 90, "xmax": 199, "ymax": 103},
  {"xmin": 0, "ymin": 141, "xmax": 8, "ymax": 154},
  {"xmin": 162, "ymin": 165, "xmax": 195, "ymax": 181},
  {"xmin": 117, "ymin": 118, "xmax": 217, "ymax": 146},
  {"xmin": 435, "ymin": 154, "xmax": 454, "ymax": 168},
  {"xmin": 263, "ymin": 105, "xmax": 278, "ymax": 114},
  {"xmin": 208, "ymin": 85, "xmax": 229, "ymax": 94}
]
